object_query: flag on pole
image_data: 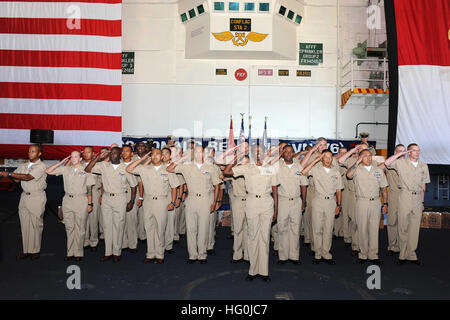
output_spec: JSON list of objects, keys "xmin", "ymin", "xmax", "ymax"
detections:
[
  {"xmin": 227, "ymin": 115, "xmax": 235, "ymax": 149},
  {"xmin": 262, "ymin": 116, "xmax": 268, "ymax": 152},
  {"xmin": 238, "ymin": 113, "xmax": 245, "ymax": 145}
]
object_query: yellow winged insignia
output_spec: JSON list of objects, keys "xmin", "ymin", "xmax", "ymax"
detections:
[
  {"xmin": 212, "ymin": 31, "xmax": 234, "ymax": 41},
  {"xmin": 246, "ymin": 32, "xmax": 268, "ymax": 42},
  {"xmin": 211, "ymin": 31, "xmax": 268, "ymax": 47}
]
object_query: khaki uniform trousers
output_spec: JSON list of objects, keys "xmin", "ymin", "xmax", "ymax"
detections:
[
  {"xmin": 144, "ymin": 195, "xmax": 168, "ymax": 259},
  {"xmin": 303, "ymin": 187, "xmax": 315, "ymax": 249},
  {"xmin": 231, "ymin": 195, "xmax": 248, "ymax": 261},
  {"xmin": 185, "ymin": 194, "xmax": 213, "ymax": 260},
  {"xmin": 101, "ymin": 193, "xmax": 127, "ymax": 256},
  {"xmin": 84, "ymin": 186, "xmax": 101, "ymax": 247},
  {"xmin": 99, "ymin": 201, "xmax": 104, "ymax": 240},
  {"xmin": 333, "ymin": 209, "xmax": 343, "ymax": 237},
  {"xmin": 278, "ymin": 196, "xmax": 302, "ymax": 261},
  {"xmin": 311, "ymin": 196, "xmax": 336, "ymax": 260},
  {"xmin": 355, "ymin": 198, "xmax": 381, "ymax": 260},
  {"xmin": 63, "ymin": 194, "xmax": 88, "ymax": 257},
  {"xmin": 165, "ymin": 204, "xmax": 178, "ymax": 250},
  {"xmin": 18, "ymin": 191, "xmax": 46, "ymax": 254},
  {"xmin": 343, "ymin": 190, "xmax": 358, "ymax": 250},
  {"xmin": 122, "ymin": 197, "xmax": 138, "ymax": 250},
  {"xmin": 173, "ymin": 204, "xmax": 180, "ymax": 241},
  {"xmin": 207, "ymin": 210, "xmax": 217, "ymax": 250},
  {"xmin": 271, "ymin": 223, "xmax": 278, "ymax": 251},
  {"xmin": 246, "ymin": 195, "xmax": 273, "ymax": 276},
  {"xmin": 398, "ymin": 191, "xmax": 422, "ymax": 261},
  {"xmin": 178, "ymin": 201, "xmax": 186, "ymax": 236},
  {"xmin": 137, "ymin": 205, "xmax": 146, "ymax": 241},
  {"xmin": 387, "ymin": 189, "xmax": 400, "ymax": 252}
]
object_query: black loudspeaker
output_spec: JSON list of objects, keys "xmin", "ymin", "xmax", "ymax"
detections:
[{"xmin": 30, "ymin": 129, "xmax": 54, "ymax": 144}]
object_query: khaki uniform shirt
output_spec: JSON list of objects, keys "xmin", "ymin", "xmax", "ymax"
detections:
[
  {"xmin": 175, "ymin": 162, "xmax": 221, "ymax": 194},
  {"xmin": 91, "ymin": 162, "xmax": 138, "ymax": 193},
  {"xmin": 54, "ymin": 165, "xmax": 95, "ymax": 194},
  {"xmin": 309, "ymin": 164, "xmax": 344, "ymax": 197},
  {"xmin": 232, "ymin": 164, "xmax": 278, "ymax": 195},
  {"xmin": 386, "ymin": 168, "xmax": 401, "ymax": 193},
  {"xmin": 352, "ymin": 165, "xmax": 388, "ymax": 198},
  {"xmin": 276, "ymin": 161, "xmax": 308, "ymax": 198},
  {"xmin": 81, "ymin": 160, "xmax": 102, "ymax": 189},
  {"xmin": 133, "ymin": 164, "xmax": 180, "ymax": 196},
  {"xmin": 305, "ymin": 153, "xmax": 339, "ymax": 188},
  {"xmin": 387, "ymin": 158, "xmax": 430, "ymax": 192},
  {"xmin": 14, "ymin": 159, "xmax": 47, "ymax": 192}
]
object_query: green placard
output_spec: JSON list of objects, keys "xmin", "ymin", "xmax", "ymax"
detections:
[
  {"xmin": 122, "ymin": 52, "xmax": 135, "ymax": 74},
  {"xmin": 299, "ymin": 43, "xmax": 323, "ymax": 65}
]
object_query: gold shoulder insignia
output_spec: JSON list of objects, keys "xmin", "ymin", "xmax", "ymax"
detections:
[
  {"xmin": 211, "ymin": 31, "xmax": 234, "ymax": 41},
  {"xmin": 246, "ymin": 32, "xmax": 268, "ymax": 42}
]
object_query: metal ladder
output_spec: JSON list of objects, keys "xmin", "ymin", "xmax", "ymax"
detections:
[{"xmin": 435, "ymin": 175, "xmax": 449, "ymax": 200}]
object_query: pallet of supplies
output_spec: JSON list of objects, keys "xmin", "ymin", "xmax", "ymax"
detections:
[
  {"xmin": 420, "ymin": 212, "xmax": 429, "ymax": 228},
  {"xmin": 428, "ymin": 212, "xmax": 442, "ymax": 229},
  {"xmin": 442, "ymin": 212, "xmax": 450, "ymax": 230},
  {"xmin": 219, "ymin": 210, "xmax": 232, "ymax": 227}
]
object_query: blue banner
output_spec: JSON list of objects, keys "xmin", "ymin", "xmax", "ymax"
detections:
[{"xmin": 122, "ymin": 137, "xmax": 376, "ymax": 154}]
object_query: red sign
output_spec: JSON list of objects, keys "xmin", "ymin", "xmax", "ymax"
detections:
[{"xmin": 235, "ymin": 68, "xmax": 247, "ymax": 81}]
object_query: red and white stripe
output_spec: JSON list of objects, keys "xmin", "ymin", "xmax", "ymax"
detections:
[
  {"xmin": 0, "ymin": 0, "xmax": 122, "ymax": 159},
  {"xmin": 394, "ymin": 0, "xmax": 450, "ymax": 165}
]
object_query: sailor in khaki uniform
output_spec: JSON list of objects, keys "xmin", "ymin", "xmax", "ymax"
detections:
[
  {"xmin": 127, "ymin": 149, "xmax": 180, "ymax": 263},
  {"xmin": 276, "ymin": 145, "xmax": 308, "ymax": 264},
  {"xmin": 223, "ymin": 145, "xmax": 278, "ymax": 282},
  {"xmin": 333, "ymin": 147, "xmax": 347, "ymax": 238},
  {"xmin": 85, "ymin": 147, "xmax": 137, "ymax": 262},
  {"xmin": 299, "ymin": 139, "xmax": 337, "ymax": 255},
  {"xmin": 162, "ymin": 147, "xmax": 183, "ymax": 253},
  {"xmin": 46, "ymin": 151, "xmax": 94, "ymax": 260},
  {"xmin": 167, "ymin": 145, "xmax": 221, "ymax": 264},
  {"xmin": 338, "ymin": 143, "xmax": 380, "ymax": 255},
  {"xmin": 204, "ymin": 147, "xmax": 224, "ymax": 255},
  {"xmin": 346, "ymin": 149, "xmax": 388, "ymax": 264},
  {"xmin": 385, "ymin": 143, "xmax": 430, "ymax": 265},
  {"xmin": 385, "ymin": 144, "xmax": 406, "ymax": 255},
  {"xmin": 301, "ymin": 150, "xmax": 343, "ymax": 264},
  {"xmin": 81, "ymin": 146, "xmax": 102, "ymax": 251},
  {"xmin": 1, "ymin": 145, "xmax": 47, "ymax": 260},
  {"xmin": 134, "ymin": 141, "xmax": 149, "ymax": 241},
  {"xmin": 359, "ymin": 132, "xmax": 377, "ymax": 156},
  {"xmin": 229, "ymin": 158, "xmax": 249, "ymax": 263},
  {"xmin": 170, "ymin": 146, "xmax": 188, "ymax": 238},
  {"xmin": 121, "ymin": 145, "xmax": 139, "ymax": 252}
]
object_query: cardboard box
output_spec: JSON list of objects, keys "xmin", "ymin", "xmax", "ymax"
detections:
[
  {"xmin": 218, "ymin": 210, "xmax": 232, "ymax": 227},
  {"xmin": 428, "ymin": 212, "xmax": 442, "ymax": 229},
  {"xmin": 442, "ymin": 213, "xmax": 450, "ymax": 230},
  {"xmin": 420, "ymin": 212, "xmax": 429, "ymax": 228}
]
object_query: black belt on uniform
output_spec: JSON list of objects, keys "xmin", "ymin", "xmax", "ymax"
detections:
[
  {"xmin": 24, "ymin": 191, "xmax": 44, "ymax": 195},
  {"xmin": 357, "ymin": 197, "xmax": 379, "ymax": 201},
  {"xmin": 66, "ymin": 193, "xmax": 87, "ymax": 198},
  {"xmin": 280, "ymin": 195, "xmax": 299, "ymax": 201},
  {"xmin": 106, "ymin": 192, "xmax": 125, "ymax": 197}
]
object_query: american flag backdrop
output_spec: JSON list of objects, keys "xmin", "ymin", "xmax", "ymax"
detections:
[{"xmin": 0, "ymin": 0, "xmax": 122, "ymax": 159}]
